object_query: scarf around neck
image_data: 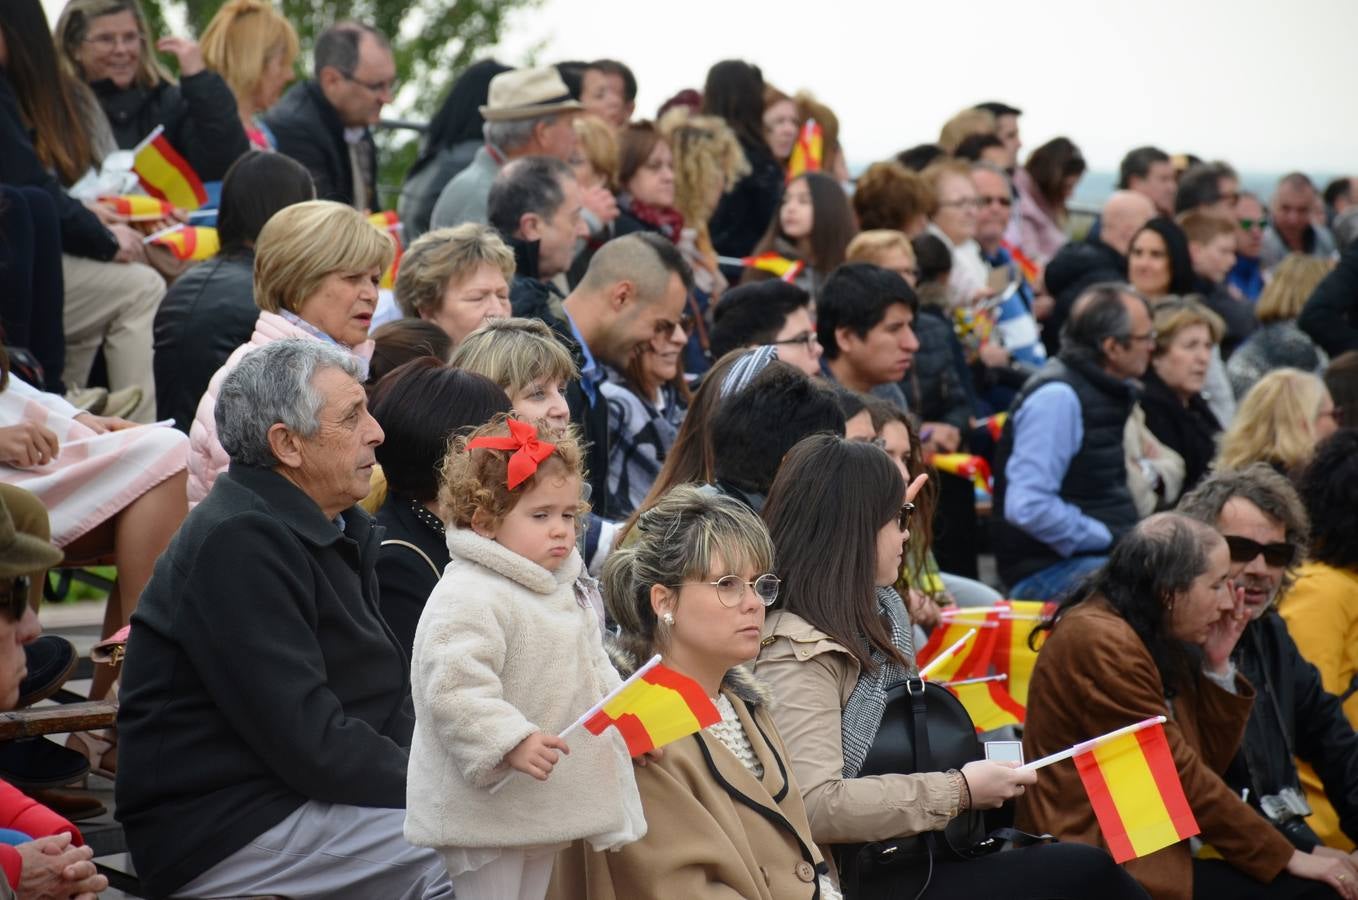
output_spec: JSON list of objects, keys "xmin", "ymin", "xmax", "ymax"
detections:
[
  {"xmin": 840, "ymin": 586, "xmax": 916, "ymax": 779},
  {"xmin": 625, "ymin": 195, "xmax": 685, "ymax": 244}
]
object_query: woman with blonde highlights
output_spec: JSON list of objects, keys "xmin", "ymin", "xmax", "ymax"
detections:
[
  {"xmin": 187, "ymin": 200, "xmax": 394, "ymax": 503},
  {"xmin": 1215, "ymin": 368, "xmax": 1340, "ymax": 478},
  {"xmin": 199, "ymin": 0, "xmax": 299, "ymax": 150}
]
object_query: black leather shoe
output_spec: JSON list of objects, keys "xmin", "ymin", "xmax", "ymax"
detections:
[
  {"xmin": 17, "ymin": 636, "xmax": 78, "ymax": 708},
  {"xmin": 0, "ymin": 738, "xmax": 90, "ymax": 790}
]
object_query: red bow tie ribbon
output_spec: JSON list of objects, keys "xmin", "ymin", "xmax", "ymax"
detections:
[{"xmin": 467, "ymin": 418, "xmax": 558, "ymax": 489}]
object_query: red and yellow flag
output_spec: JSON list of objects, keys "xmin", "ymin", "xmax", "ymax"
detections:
[
  {"xmin": 786, "ymin": 118, "xmax": 824, "ymax": 180},
  {"xmin": 917, "ymin": 613, "xmax": 998, "ymax": 681},
  {"xmin": 930, "ymin": 453, "xmax": 993, "ymax": 495},
  {"xmin": 133, "ymin": 126, "xmax": 207, "ymax": 211},
  {"xmin": 945, "ymin": 677, "xmax": 1025, "ymax": 732},
  {"xmin": 367, "ymin": 210, "xmax": 403, "ymax": 290},
  {"xmin": 146, "ymin": 224, "xmax": 219, "ymax": 261},
  {"xmin": 1001, "ymin": 239, "xmax": 1040, "ymax": 285},
  {"xmin": 583, "ymin": 660, "xmax": 720, "ymax": 756},
  {"xmin": 743, "ymin": 252, "xmax": 805, "ymax": 283},
  {"xmin": 97, "ymin": 195, "xmax": 176, "ymax": 222},
  {"xmin": 975, "ymin": 412, "xmax": 1008, "ymax": 443},
  {"xmin": 991, "ymin": 600, "xmax": 1055, "ymax": 707},
  {"xmin": 1075, "ymin": 720, "xmax": 1199, "ymax": 863}
]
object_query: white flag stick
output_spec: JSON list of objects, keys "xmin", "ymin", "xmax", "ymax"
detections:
[
  {"xmin": 488, "ymin": 654, "xmax": 663, "ymax": 795},
  {"xmin": 918, "ymin": 628, "xmax": 977, "ymax": 680},
  {"xmin": 142, "ymin": 222, "xmax": 185, "ymax": 244},
  {"xmin": 940, "ymin": 606, "xmax": 1047, "ymax": 621},
  {"xmin": 938, "ymin": 673, "xmax": 1009, "ymax": 688},
  {"xmin": 131, "ymin": 123, "xmax": 166, "ymax": 157},
  {"xmin": 1020, "ymin": 715, "xmax": 1167, "ymax": 771}
]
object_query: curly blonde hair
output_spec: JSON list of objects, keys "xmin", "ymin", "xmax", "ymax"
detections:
[
  {"xmin": 438, "ymin": 415, "xmax": 588, "ymax": 529},
  {"xmin": 660, "ymin": 108, "xmax": 749, "ymax": 258}
]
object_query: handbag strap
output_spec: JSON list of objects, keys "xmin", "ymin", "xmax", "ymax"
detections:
[
  {"xmin": 906, "ymin": 676, "xmax": 933, "ymax": 772},
  {"xmin": 380, "ymin": 539, "xmax": 440, "ymax": 578}
]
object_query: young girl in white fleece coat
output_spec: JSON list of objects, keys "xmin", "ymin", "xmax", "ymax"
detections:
[{"xmin": 405, "ymin": 416, "xmax": 644, "ymax": 899}]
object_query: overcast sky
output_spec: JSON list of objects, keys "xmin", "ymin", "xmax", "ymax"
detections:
[
  {"xmin": 485, "ymin": 0, "xmax": 1354, "ymax": 176},
  {"xmin": 45, "ymin": 0, "xmax": 1354, "ymax": 176}
]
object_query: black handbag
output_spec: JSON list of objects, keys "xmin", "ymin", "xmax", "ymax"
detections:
[{"xmin": 835, "ymin": 676, "xmax": 1000, "ymax": 900}]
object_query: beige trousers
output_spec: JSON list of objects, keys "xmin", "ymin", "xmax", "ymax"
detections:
[{"xmin": 60, "ymin": 254, "xmax": 164, "ymax": 423}]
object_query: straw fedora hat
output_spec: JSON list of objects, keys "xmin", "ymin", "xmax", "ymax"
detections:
[{"xmin": 480, "ymin": 67, "xmax": 583, "ymax": 122}]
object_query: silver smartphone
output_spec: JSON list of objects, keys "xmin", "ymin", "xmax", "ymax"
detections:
[{"xmin": 984, "ymin": 740, "xmax": 1024, "ymax": 764}]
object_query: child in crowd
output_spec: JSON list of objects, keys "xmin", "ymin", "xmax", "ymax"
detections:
[
  {"xmin": 743, "ymin": 171, "xmax": 857, "ymax": 297},
  {"xmin": 405, "ymin": 416, "xmax": 644, "ymax": 899}
]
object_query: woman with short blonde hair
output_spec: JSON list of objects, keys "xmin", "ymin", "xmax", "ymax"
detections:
[
  {"xmin": 396, "ymin": 223, "xmax": 515, "ymax": 346},
  {"xmin": 450, "ymin": 317, "xmax": 578, "ymax": 433},
  {"xmin": 188, "ymin": 201, "xmax": 394, "ymax": 503},
  {"xmin": 1215, "ymin": 368, "xmax": 1340, "ymax": 477},
  {"xmin": 1227, "ymin": 254, "xmax": 1331, "ymax": 399},
  {"xmin": 199, "ymin": 0, "xmax": 299, "ymax": 149}
]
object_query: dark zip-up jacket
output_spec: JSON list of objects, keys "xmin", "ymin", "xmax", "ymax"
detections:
[{"xmin": 115, "ymin": 465, "xmax": 413, "ymax": 898}]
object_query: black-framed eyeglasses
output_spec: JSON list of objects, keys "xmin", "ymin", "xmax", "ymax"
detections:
[
  {"xmin": 653, "ymin": 313, "xmax": 694, "ymax": 338},
  {"xmin": 0, "ymin": 576, "xmax": 30, "ymax": 622},
  {"xmin": 339, "ymin": 71, "xmax": 398, "ymax": 95},
  {"xmin": 898, "ymin": 502, "xmax": 915, "ymax": 531},
  {"xmin": 693, "ymin": 573, "xmax": 781, "ymax": 607},
  {"xmin": 772, "ymin": 331, "xmax": 819, "ymax": 350},
  {"xmin": 1224, "ymin": 535, "xmax": 1296, "ymax": 568}
]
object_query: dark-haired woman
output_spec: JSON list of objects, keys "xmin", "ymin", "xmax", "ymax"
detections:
[
  {"xmin": 153, "ymin": 150, "xmax": 315, "ymax": 431},
  {"xmin": 756, "ymin": 433, "xmax": 1147, "ymax": 897},
  {"xmin": 399, "ymin": 59, "xmax": 511, "ymax": 242},
  {"xmin": 369, "ymin": 359, "xmax": 511, "ymax": 656},
  {"xmin": 1011, "ymin": 137, "xmax": 1085, "ymax": 266},
  {"xmin": 0, "ymin": 0, "xmax": 164, "ymax": 421},
  {"xmin": 1282, "ymin": 428, "xmax": 1358, "ymax": 853},
  {"xmin": 1021, "ymin": 513, "xmax": 1353, "ymax": 900},
  {"xmin": 701, "ymin": 60, "xmax": 784, "ymax": 277},
  {"xmin": 742, "ymin": 172, "xmax": 857, "ymax": 298}
]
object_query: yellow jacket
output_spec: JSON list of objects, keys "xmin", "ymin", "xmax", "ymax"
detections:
[{"xmin": 1279, "ymin": 562, "xmax": 1358, "ymax": 850}]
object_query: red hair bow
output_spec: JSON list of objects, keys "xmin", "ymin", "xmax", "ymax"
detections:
[{"xmin": 467, "ymin": 418, "xmax": 558, "ymax": 490}]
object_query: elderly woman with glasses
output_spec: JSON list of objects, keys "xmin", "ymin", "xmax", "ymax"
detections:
[
  {"xmin": 54, "ymin": 0, "xmax": 248, "ymax": 181},
  {"xmin": 549, "ymin": 485, "xmax": 835, "ymax": 900}
]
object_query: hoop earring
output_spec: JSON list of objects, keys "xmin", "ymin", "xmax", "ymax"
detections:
[{"xmin": 661, "ymin": 612, "xmax": 675, "ymax": 626}]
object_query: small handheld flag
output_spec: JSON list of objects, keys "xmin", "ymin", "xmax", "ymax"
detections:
[
  {"xmin": 367, "ymin": 210, "xmax": 403, "ymax": 290},
  {"xmin": 1024, "ymin": 716, "xmax": 1199, "ymax": 863},
  {"xmin": 582, "ymin": 655, "xmax": 721, "ymax": 756},
  {"xmin": 975, "ymin": 412, "xmax": 1008, "ymax": 443},
  {"xmin": 918, "ymin": 627, "xmax": 980, "ymax": 680},
  {"xmin": 719, "ymin": 253, "xmax": 806, "ymax": 283},
  {"xmin": 144, "ymin": 223, "xmax": 219, "ymax": 261},
  {"xmin": 786, "ymin": 118, "xmax": 824, "ymax": 180},
  {"xmin": 133, "ymin": 125, "xmax": 207, "ymax": 211},
  {"xmin": 929, "ymin": 453, "xmax": 993, "ymax": 495},
  {"xmin": 98, "ymin": 195, "xmax": 176, "ymax": 222},
  {"xmin": 942, "ymin": 674, "xmax": 1025, "ymax": 732}
]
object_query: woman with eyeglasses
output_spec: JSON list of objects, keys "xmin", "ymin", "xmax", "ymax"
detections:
[
  {"xmin": 549, "ymin": 485, "xmax": 836, "ymax": 900},
  {"xmin": 54, "ymin": 0, "xmax": 249, "ymax": 182},
  {"xmin": 755, "ymin": 433, "xmax": 1144, "ymax": 897}
]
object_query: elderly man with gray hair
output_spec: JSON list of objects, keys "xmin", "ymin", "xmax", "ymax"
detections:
[
  {"xmin": 115, "ymin": 340, "xmax": 451, "ymax": 899},
  {"xmin": 430, "ymin": 66, "xmax": 585, "ymax": 228}
]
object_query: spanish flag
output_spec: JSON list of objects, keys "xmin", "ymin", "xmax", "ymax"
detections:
[
  {"xmin": 367, "ymin": 210, "xmax": 403, "ymax": 290},
  {"xmin": 1073, "ymin": 719, "xmax": 1199, "ymax": 863},
  {"xmin": 1001, "ymin": 239, "xmax": 1041, "ymax": 285},
  {"xmin": 743, "ymin": 253, "xmax": 805, "ymax": 283},
  {"xmin": 943, "ymin": 675, "xmax": 1025, "ymax": 732},
  {"xmin": 929, "ymin": 453, "xmax": 993, "ymax": 495},
  {"xmin": 133, "ymin": 126, "xmax": 208, "ymax": 211},
  {"xmin": 98, "ymin": 195, "xmax": 176, "ymax": 222},
  {"xmin": 145, "ymin": 224, "xmax": 219, "ymax": 261},
  {"xmin": 990, "ymin": 600, "xmax": 1056, "ymax": 707},
  {"xmin": 976, "ymin": 412, "xmax": 1008, "ymax": 443},
  {"xmin": 916, "ymin": 613, "xmax": 998, "ymax": 681},
  {"xmin": 583, "ymin": 656, "xmax": 721, "ymax": 756},
  {"xmin": 786, "ymin": 118, "xmax": 823, "ymax": 180}
]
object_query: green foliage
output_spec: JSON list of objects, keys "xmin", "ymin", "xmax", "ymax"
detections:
[{"xmin": 138, "ymin": 0, "xmax": 540, "ymax": 206}]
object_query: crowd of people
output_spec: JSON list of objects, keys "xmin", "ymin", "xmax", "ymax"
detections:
[{"xmin": 3, "ymin": 0, "xmax": 1358, "ymax": 897}]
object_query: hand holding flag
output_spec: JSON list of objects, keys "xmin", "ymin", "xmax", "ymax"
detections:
[{"xmin": 133, "ymin": 125, "xmax": 207, "ymax": 210}]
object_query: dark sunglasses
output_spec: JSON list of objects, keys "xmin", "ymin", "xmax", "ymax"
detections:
[
  {"xmin": 1224, "ymin": 535, "xmax": 1296, "ymax": 568},
  {"xmin": 898, "ymin": 502, "xmax": 915, "ymax": 531}
]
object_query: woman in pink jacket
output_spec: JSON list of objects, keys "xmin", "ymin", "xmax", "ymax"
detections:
[
  {"xmin": 1009, "ymin": 137, "xmax": 1086, "ymax": 267},
  {"xmin": 187, "ymin": 201, "xmax": 393, "ymax": 504}
]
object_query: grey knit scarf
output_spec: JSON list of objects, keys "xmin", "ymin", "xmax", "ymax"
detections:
[{"xmin": 840, "ymin": 586, "xmax": 916, "ymax": 779}]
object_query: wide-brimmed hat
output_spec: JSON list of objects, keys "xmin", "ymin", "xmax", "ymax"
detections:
[
  {"xmin": 0, "ymin": 495, "xmax": 63, "ymax": 578},
  {"xmin": 480, "ymin": 67, "xmax": 583, "ymax": 122}
]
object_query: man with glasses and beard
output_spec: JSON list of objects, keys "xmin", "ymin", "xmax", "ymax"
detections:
[{"xmin": 1178, "ymin": 465, "xmax": 1358, "ymax": 866}]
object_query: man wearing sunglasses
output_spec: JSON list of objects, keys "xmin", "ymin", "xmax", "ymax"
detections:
[
  {"xmin": 1179, "ymin": 466, "xmax": 1358, "ymax": 862},
  {"xmin": 1228, "ymin": 193, "xmax": 1269, "ymax": 303},
  {"xmin": 265, "ymin": 22, "xmax": 395, "ymax": 210}
]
